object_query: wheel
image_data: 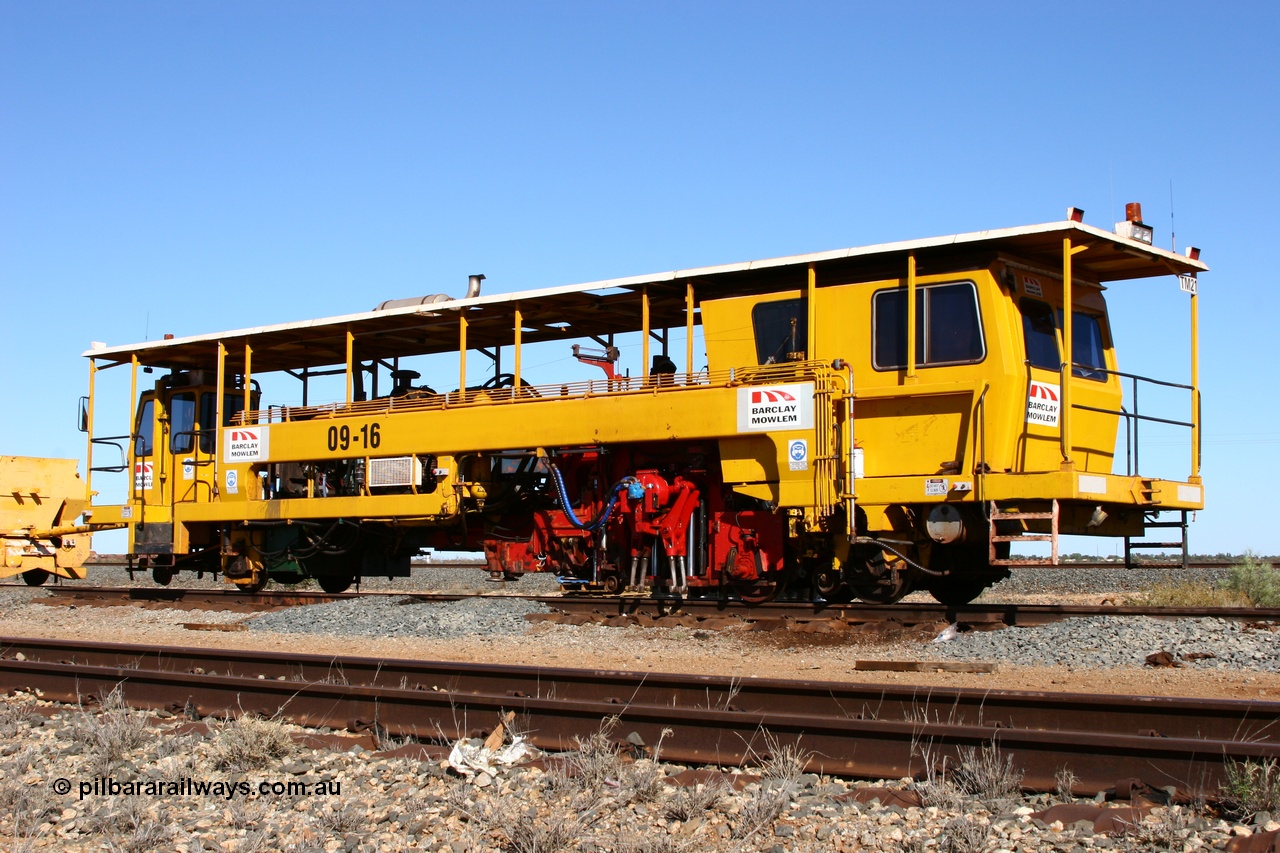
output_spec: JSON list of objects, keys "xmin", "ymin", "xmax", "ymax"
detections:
[
  {"xmin": 735, "ymin": 582, "xmax": 780, "ymax": 604},
  {"xmin": 317, "ymin": 574, "xmax": 354, "ymax": 594},
  {"xmin": 924, "ymin": 543, "xmax": 1010, "ymax": 606},
  {"xmin": 234, "ymin": 576, "xmax": 268, "ymax": 593},
  {"xmin": 21, "ymin": 569, "xmax": 50, "ymax": 587},
  {"xmin": 152, "ymin": 567, "xmax": 174, "ymax": 586},
  {"xmin": 845, "ymin": 548, "xmax": 915, "ymax": 605},
  {"xmin": 814, "ymin": 565, "xmax": 854, "ymax": 603}
]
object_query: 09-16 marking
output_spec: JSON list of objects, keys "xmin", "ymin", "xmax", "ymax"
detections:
[{"xmin": 326, "ymin": 422, "xmax": 381, "ymax": 452}]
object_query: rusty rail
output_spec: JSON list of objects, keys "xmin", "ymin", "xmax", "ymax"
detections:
[{"xmin": 1, "ymin": 637, "xmax": 1276, "ymax": 794}]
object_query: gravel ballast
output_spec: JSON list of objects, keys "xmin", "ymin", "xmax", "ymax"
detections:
[{"xmin": 248, "ymin": 596, "xmax": 552, "ymax": 640}]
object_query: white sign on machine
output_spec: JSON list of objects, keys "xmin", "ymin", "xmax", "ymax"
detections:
[
  {"xmin": 737, "ymin": 383, "xmax": 815, "ymax": 432},
  {"xmin": 224, "ymin": 427, "xmax": 269, "ymax": 462},
  {"xmin": 1025, "ymin": 381, "xmax": 1061, "ymax": 427}
]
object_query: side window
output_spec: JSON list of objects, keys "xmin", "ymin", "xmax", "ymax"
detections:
[
  {"xmin": 1069, "ymin": 312, "xmax": 1108, "ymax": 380},
  {"xmin": 873, "ymin": 282, "xmax": 984, "ymax": 370},
  {"xmin": 199, "ymin": 392, "xmax": 218, "ymax": 454},
  {"xmin": 1020, "ymin": 299, "xmax": 1060, "ymax": 371},
  {"xmin": 223, "ymin": 394, "xmax": 246, "ymax": 427},
  {"xmin": 752, "ymin": 298, "xmax": 808, "ymax": 364},
  {"xmin": 1020, "ymin": 300, "xmax": 1108, "ymax": 380},
  {"xmin": 170, "ymin": 392, "xmax": 196, "ymax": 454},
  {"xmin": 134, "ymin": 398, "xmax": 155, "ymax": 458}
]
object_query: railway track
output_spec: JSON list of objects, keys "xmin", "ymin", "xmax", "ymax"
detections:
[
  {"xmin": 1, "ymin": 636, "xmax": 1276, "ymax": 795},
  {"xmin": 20, "ymin": 584, "xmax": 1280, "ymax": 627}
]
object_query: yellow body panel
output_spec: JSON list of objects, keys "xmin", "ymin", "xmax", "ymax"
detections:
[{"xmin": 0, "ymin": 456, "xmax": 91, "ymax": 579}]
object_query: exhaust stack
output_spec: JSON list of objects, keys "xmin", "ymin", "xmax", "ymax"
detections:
[{"xmin": 374, "ymin": 273, "xmax": 486, "ymax": 311}]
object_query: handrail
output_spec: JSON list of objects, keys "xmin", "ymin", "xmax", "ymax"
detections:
[
  {"xmin": 89, "ymin": 436, "xmax": 130, "ymax": 473},
  {"xmin": 233, "ymin": 361, "xmax": 839, "ymax": 425},
  {"xmin": 1068, "ymin": 362, "xmax": 1195, "ymax": 478}
]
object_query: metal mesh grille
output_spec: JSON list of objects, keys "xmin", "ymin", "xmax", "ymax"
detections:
[{"xmin": 368, "ymin": 456, "xmax": 419, "ymax": 488}]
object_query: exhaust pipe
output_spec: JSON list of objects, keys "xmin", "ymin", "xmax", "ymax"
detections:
[{"xmin": 467, "ymin": 274, "xmax": 485, "ymax": 299}]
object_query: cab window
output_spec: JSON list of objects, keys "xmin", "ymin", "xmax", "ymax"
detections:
[
  {"xmin": 873, "ymin": 281, "xmax": 984, "ymax": 370},
  {"xmin": 752, "ymin": 298, "xmax": 808, "ymax": 364},
  {"xmin": 1070, "ymin": 312, "xmax": 1107, "ymax": 380},
  {"xmin": 1020, "ymin": 299, "xmax": 1108, "ymax": 380},
  {"xmin": 198, "ymin": 393, "xmax": 218, "ymax": 454},
  {"xmin": 1021, "ymin": 299, "xmax": 1060, "ymax": 371},
  {"xmin": 170, "ymin": 392, "xmax": 196, "ymax": 454},
  {"xmin": 134, "ymin": 398, "xmax": 155, "ymax": 457}
]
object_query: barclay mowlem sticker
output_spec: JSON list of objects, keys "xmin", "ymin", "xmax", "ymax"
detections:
[
  {"xmin": 737, "ymin": 383, "xmax": 815, "ymax": 433},
  {"xmin": 1025, "ymin": 381, "xmax": 1061, "ymax": 428},
  {"xmin": 224, "ymin": 427, "xmax": 269, "ymax": 463}
]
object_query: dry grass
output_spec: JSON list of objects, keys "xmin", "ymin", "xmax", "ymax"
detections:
[
  {"xmin": 1129, "ymin": 553, "xmax": 1280, "ymax": 607},
  {"xmin": 1128, "ymin": 580, "xmax": 1249, "ymax": 607},
  {"xmin": 1220, "ymin": 757, "xmax": 1280, "ymax": 820},
  {"xmin": 72, "ymin": 684, "xmax": 151, "ymax": 775},
  {"xmin": 913, "ymin": 740, "xmax": 1024, "ymax": 812},
  {"xmin": 663, "ymin": 776, "xmax": 731, "ymax": 822},
  {"xmin": 208, "ymin": 714, "xmax": 296, "ymax": 770}
]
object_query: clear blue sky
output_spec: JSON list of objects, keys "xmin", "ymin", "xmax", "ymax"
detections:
[{"xmin": 2, "ymin": 2, "xmax": 1276, "ymax": 555}]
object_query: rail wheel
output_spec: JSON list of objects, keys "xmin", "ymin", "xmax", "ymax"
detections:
[
  {"xmin": 21, "ymin": 569, "xmax": 50, "ymax": 587},
  {"xmin": 152, "ymin": 567, "xmax": 173, "ymax": 586},
  {"xmin": 845, "ymin": 548, "xmax": 914, "ymax": 605},
  {"xmin": 814, "ymin": 565, "xmax": 854, "ymax": 603},
  {"xmin": 734, "ymin": 581, "xmax": 780, "ymax": 604},
  {"xmin": 234, "ymin": 576, "xmax": 268, "ymax": 593},
  {"xmin": 317, "ymin": 574, "xmax": 354, "ymax": 594},
  {"xmin": 924, "ymin": 543, "xmax": 1010, "ymax": 606}
]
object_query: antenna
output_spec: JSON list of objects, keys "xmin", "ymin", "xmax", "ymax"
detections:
[{"xmin": 1169, "ymin": 180, "xmax": 1176, "ymax": 253}]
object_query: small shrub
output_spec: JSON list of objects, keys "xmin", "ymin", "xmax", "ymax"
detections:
[
  {"xmin": 1055, "ymin": 765, "xmax": 1079, "ymax": 802},
  {"xmin": 1220, "ymin": 757, "xmax": 1280, "ymax": 819},
  {"xmin": 938, "ymin": 815, "xmax": 992, "ymax": 853},
  {"xmin": 952, "ymin": 743, "xmax": 1023, "ymax": 806},
  {"xmin": 663, "ymin": 777, "xmax": 730, "ymax": 822},
  {"xmin": 731, "ymin": 785, "xmax": 789, "ymax": 841},
  {"xmin": 1224, "ymin": 554, "xmax": 1280, "ymax": 607},
  {"xmin": 208, "ymin": 715, "xmax": 295, "ymax": 770},
  {"xmin": 73, "ymin": 684, "xmax": 151, "ymax": 775}
]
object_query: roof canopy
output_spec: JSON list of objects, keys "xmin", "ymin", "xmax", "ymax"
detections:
[{"xmin": 86, "ymin": 219, "xmax": 1208, "ymax": 374}]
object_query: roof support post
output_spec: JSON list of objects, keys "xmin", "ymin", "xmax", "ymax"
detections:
[
  {"xmin": 215, "ymin": 342, "xmax": 225, "ymax": 489},
  {"xmin": 1190, "ymin": 283, "xmax": 1201, "ymax": 482},
  {"xmin": 807, "ymin": 264, "xmax": 817, "ymax": 361},
  {"xmin": 641, "ymin": 287, "xmax": 650, "ymax": 382},
  {"xmin": 1061, "ymin": 238, "xmax": 1089, "ymax": 467},
  {"xmin": 85, "ymin": 358, "xmax": 97, "ymax": 496},
  {"xmin": 513, "ymin": 306, "xmax": 523, "ymax": 389},
  {"xmin": 906, "ymin": 254, "xmax": 918, "ymax": 382},
  {"xmin": 243, "ymin": 344, "xmax": 253, "ymax": 421},
  {"xmin": 685, "ymin": 281, "xmax": 695, "ymax": 378},
  {"xmin": 458, "ymin": 314, "xmax": 468, "ymax": 394},
  {"xmin": 344, "ymin": 329, "xmax": 354, "ymax": 404}
]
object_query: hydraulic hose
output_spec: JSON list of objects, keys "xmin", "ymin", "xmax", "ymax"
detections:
[{"xmin": 549, "ymin": 463, "xmax": 630, "ymax": 532}]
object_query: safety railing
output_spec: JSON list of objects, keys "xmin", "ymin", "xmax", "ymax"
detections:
[
  {"xmin": 89, "ymin": 436, "xmax": 130, "ymax": 473},
  {"xmin": 234, "ymin": 361, "xmax": 839, "ymax": 425},
  {"xmin": 1067, "ymin": 365, "xmax": 1196, "ymax": 478}
]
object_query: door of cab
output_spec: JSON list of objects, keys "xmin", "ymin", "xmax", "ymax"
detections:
[{"xmin": 1014, "ymin": 273, "xmax": 1122, "ymax": 473}]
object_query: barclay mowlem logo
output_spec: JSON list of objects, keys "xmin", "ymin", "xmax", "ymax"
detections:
[
  {"xmin": 750, "ymin": 389, "xmax": 796, "ymax": 404},
  {"xmin": 1029, "ymin": 384, "xmax": 1058, "ymax": 402},
  {"xmin": 230, "ymin": 430, "xmax": 259, "ymax": 442}
]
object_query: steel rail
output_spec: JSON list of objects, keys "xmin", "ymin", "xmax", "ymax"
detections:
[{"xmin": 1, "ymin": 637, "xmax": 1277, "ymax": 794}]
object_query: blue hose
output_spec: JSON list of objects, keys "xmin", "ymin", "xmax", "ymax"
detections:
[{"xmin": 549, "ymin": 464, "xmax": 629, "ymax": 531}]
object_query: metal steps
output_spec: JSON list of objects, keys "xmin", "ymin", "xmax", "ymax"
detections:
[{"xmin": 989, "ymin": 500, "xmax": 1059, "ymax": 566}]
